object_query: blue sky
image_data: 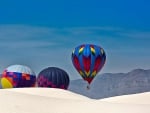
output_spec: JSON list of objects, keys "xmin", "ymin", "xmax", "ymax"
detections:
[{"xmin": 0, "ymin": 0, "xmax": 150, "ymax": 80}]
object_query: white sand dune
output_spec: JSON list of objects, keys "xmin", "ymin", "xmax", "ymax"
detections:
[
  {"xmin": 4, "ymin": 88, "xmax": 90, "ymax": 100},
  {"xmin": 101, "ymin": 92, "xmax": 150, "ymax": 104},
  {"xmin": 0, "ymin": 88, "xmax": 150, "ymax": 113}
]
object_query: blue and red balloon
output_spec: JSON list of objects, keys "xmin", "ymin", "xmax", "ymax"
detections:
[{"xmin": 71, "ymin": 44, "xmax": 106, "ymax": 84}]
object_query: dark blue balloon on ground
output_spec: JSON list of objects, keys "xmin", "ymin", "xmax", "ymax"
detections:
[{"xmin": 37, "ymin": 67, "xmax": 70, "ymax": 89}]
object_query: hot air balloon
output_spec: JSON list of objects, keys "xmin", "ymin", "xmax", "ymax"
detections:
[
  {"xmin": 37, "ymin": 67, "xmax": 70, "ymax": 89},
  {"xmin": 1, "ymin": 64, "xmax": 36, "ymax": 88},
  {"xmin": 71, "ymin": 44, "xmax": 106, "ymax": 89}
]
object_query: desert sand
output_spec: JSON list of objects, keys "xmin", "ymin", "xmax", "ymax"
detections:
[{"xmin": 0, "ymin": 88, "xmax": 150, "ymax": 113}]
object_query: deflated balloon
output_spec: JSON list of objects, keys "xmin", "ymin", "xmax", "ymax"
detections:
[{"xmin": 71, "ymin": 44, "xmax": 106, "ymax": 84}]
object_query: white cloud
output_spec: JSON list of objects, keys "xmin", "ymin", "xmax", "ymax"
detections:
[
  {"xmin": 0, "ymin": 25, "xmax": 112, "ymax": 51},
  {"xmin": 117, "ymin": 30, "xmax": 150, "ymax": 39}
]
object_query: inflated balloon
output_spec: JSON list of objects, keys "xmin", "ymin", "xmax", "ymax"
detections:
[
  {"xmin": 1, "ymin": 65, "xmax": 36, "ymax": 88},
  {"xmin": 37, "ymin": 67, "xmax": 70, "ymax": 89},
  {"xmin": 71, "ymin": 44, "xmax": 106, "ymax": 85}
]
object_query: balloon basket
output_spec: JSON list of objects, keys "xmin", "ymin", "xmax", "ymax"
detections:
[{"xmin": 86, "ymin": 84, "xmax": 90, "ymax": 90}]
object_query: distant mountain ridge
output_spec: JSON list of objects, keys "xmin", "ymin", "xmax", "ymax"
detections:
[{"xmin": 69, "ymin": 68, "xmax": 150, "ymax": 99}]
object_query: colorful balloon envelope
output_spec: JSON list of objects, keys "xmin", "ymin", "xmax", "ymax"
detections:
[
  {"xmin": 37, "ymin": 67, "xmax": 70, "ymax": 89},
  {"xmin": 1, "ymin": 65, "xmax": 36, "ymax": 88},
  {"xmin": 71, "ymin": 44, "xmax": 106, "ymax": 84}
]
